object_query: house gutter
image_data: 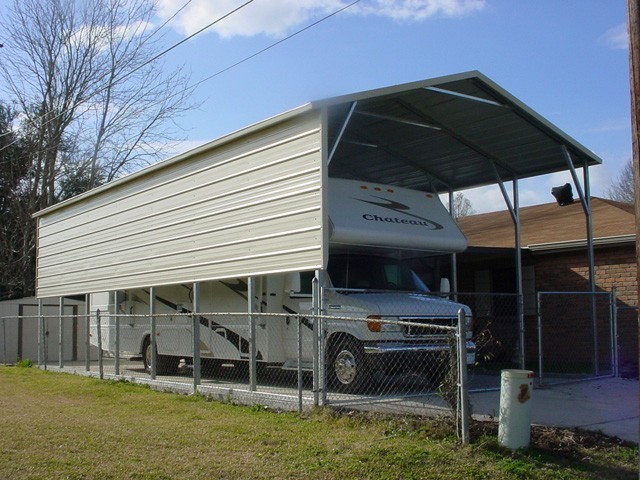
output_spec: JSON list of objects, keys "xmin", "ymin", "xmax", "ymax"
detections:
[{"xmin": 528, "ymin": 234, "xmax": 636, "ymax": 253}]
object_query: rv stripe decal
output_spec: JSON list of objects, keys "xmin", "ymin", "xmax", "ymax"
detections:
[
  {"xmin": 282, "ymin": 305, "xmax": 314, "ymax": 330},
  {"xmin": 146, "ymin": 289, "xmax": 263, "ymax": 361}
]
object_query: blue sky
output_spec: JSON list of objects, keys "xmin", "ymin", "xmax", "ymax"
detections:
[
  {"xmin": 151, "ymin": 0, "xmax": 631, "ymax": 213},
  {"xmin": 3, "ymin": 0, "xmax": 624, "ymax": 213}
]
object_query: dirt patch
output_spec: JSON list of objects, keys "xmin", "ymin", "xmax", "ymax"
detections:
[{"xmin": 472, "ymin": 420, "xmax": 635, "ymax": 454}]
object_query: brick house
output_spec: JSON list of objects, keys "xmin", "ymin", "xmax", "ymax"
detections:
[{"xmin": 455, "ymin": 197, "xmax": 637, "ymax": 376}]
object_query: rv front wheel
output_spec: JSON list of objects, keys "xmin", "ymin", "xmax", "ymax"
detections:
[
  {"xmin": 328, "ymin": 338, "xmax": 367, "ymax": 392},
  {"xmin": 142, "ymin": 337, "xmax": 179, "ymax": 375}
]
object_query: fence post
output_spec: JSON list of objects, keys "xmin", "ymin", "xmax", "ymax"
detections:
[
  {"xmin": 192, "ymin": 282, "xmax": 201, "ymax": 392},
  {"xmin": 248, "ymin": 277, "xmax": 257, "ymax": 392},
  {"xmin": 319, "ymin": 281, "xmax": 327, "ymax": 407},
  {"xmin": 611, "ymin": 287, "xmax": 618, "ymax": 377},
  {"xmin": 591, "ymin": 292, "xmax": 599, "ymax": 377},
  {"xmin": 2, "ymin": 317, "xmax": 6, "ymax": 365},
  {"xmin": 85, "ymin": 294, "xmax": 91, "ymax": 372},
  {"xmin": 114, "ymin": 291, "xmax": 120, "ymax": 376},
  {"xmin": 457, "ymin": 309, "xmax": 470, "ymax": 445},
  {"xmin": 537, "ymin": 292, "xmax": 544, "ymax": 386},
  {"xmin": 96, "ymin": 309, "xmax": 103, "ymax": 379},
  {"xmin": 38, "ymin": 298, "xmax": 47, "ymax": 370}
]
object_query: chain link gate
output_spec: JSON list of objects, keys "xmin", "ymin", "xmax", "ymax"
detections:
[{"xmin": 537, "ymin": 291, "xmax": 616, "ymax": 385}]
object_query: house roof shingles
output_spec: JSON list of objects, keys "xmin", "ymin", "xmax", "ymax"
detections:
[{"xmin": 456, "ymin": 197, "xmax": 635, "ymax": 249}]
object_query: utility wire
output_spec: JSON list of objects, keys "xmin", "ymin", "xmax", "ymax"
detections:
[
  {"xmin": 191, "ymin": 0, "xmax": 360, "ymax": 89},
  {"xmin": 0, "ymin": 0, "xmax": 361, "ymax": 161},
  {"xmin": 0, "ymin": 0, "xmax": 253, "ymax": 148},
  {"xmin": 122, "ymin": 0, "xmax": 254, "ymax": 83}
]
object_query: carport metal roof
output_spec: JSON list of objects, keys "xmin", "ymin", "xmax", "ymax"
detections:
[
  {"xmin": 37, "ymin": 70, "xmax": 601, "ymax": 217},
  {"xmin": 319, "ymin": 70, "xmax": 601, "ymax": 193}
]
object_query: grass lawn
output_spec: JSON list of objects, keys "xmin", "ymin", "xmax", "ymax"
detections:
[{"xmin": 0, "ymin": 366, "xmax": 636, "ymax": 479}]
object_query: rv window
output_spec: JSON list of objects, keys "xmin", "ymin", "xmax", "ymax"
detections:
[
  {"xmin": 292, "ymin": 271, "xmax": 315, "ymax": 296},
  {"xmin": 327, "ymin": 254, "xmax": 429, "ymax": 292}
]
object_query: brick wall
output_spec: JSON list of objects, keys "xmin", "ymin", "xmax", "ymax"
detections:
[{"xmin": 532, "ymin": 244, "xmax": 637, "ymax": 306}]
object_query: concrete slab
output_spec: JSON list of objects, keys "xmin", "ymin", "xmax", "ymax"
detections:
[{"xmin": 470, "ymin": 377, "xmax": 639, "ymax": 443}]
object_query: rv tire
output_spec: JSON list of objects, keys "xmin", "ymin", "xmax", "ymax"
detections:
[
  {"xmin": 327, "ymin": 337, "xmax": 368, "ymax": 393},
  {"xmin": 142, "ymin": 337, "xmax": 179, "ymax": 375}
]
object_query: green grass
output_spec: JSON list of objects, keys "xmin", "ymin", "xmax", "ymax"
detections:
[{"xmin": 0, "ymin": 366, "xmax": 636, "ymax": 479}]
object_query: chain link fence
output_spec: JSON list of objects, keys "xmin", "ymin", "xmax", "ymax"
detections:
[
  {"xmin": 456, "ymin": 293, "xmax": 521, "ymax": 391},
  {"xmin": 616, "ymin": 305, "xmax": 639, "ymax": 378},
  {"xmin": 1, "ymin": 303, "xmax": 472, "ymax": 441},
  {"xmin": 3, "ymin": 289, "xmax": 636, "ymax": 443}
]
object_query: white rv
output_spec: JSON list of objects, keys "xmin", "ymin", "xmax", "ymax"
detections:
[{"xmin": 91, "ymin": 178, "xmax": 474, "ymax": 391}]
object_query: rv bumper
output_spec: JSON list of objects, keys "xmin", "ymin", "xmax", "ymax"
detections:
[{"xmin": 364, "ymin": 341, "xmax": 476, "ymax": 365}]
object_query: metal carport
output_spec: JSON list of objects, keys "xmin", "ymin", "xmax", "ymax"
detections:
[
  {"xmin": 34, "ymin": 70, "xmax": 602, "ymax": 369},
  {"xmin": 319, "ymin": 70, "xmax": 602, "ymax": 368}
]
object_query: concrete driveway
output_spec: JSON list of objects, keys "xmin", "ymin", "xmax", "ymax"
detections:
[{"xmin": 470, "ymin": 377, "xmax": 639, "ymax": 443}]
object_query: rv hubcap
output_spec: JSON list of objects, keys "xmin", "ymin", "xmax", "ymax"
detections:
[{"xmin": 334, "ymin": 350, "xmax": 357, "ymax": 384}]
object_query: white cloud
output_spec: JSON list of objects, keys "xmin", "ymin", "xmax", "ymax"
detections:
[
  {"xmin": 588, "ymin": 118, "xmax": 630, "ymax": 134},
  {"xmin": 600, "ymin": 23, "xmax": 628, "ymax": 50},
  {"xmin": 157, "ymin": 0, "xmax": 486, "ymax": 38}
]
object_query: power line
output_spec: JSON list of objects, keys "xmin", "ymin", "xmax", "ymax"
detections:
[
  {"xmin": 122, "ymin": 0, "xmax": 254, "ymax": 83},
  {"xmin": 0, "ymin": 0, "xmax": 361, "ymax": 163},
  {"xmin": 191, "ymin": 0, "xmax": 360, "ymax": 89},
  {"xmin": 0, "ymin": 0, "xmax": 253, "ymax": 147}
]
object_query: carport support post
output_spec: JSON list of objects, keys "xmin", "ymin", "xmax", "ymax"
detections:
[
  {"xmin": 38, "ymin": 298, "xmax": 44, "ymax": 367},
  {"xmin": 563, "ymin": 146, "xmax": 598, "ymax": 375},
  {"xmin": 312, "ymin": 274, "xmax": 320, "ymax": 407},
  {"xmin": 492, "ymin": 167, "xmax": 525, "ymax": 369},
  {"xmin": 85, "ymin": 294, "xmax": 90, "ymax": 372},
  {"xmin": 513, "ymin": 179, "xmax": 525, "ymax": 369},
  {"xmin": 150, "ymin": 287, "xmax": 156, "ymax": 380},
  {"xmin": 248, "ymin": 277, "xmax": 257, "ymax": 391},
  {"xmin": 448, "ymin": 191, "xmax": 458, "ymax": 298},
  {"xmin": 192, "ymin": 282, "xmax": 201, "ymax": 392},
  {"xmin": 114, "ymin": 291, "xmax": 120, "ymax": 376},
  {"xmin": 58, "ymin": 297, "xmax": 64, "ymax": 368},
  {"xmin": 96, "ymin": 309, "xmax": 103, "ymax": 379}
]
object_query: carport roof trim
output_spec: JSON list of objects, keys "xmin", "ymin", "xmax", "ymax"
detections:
[{"xmin": 35, "ymin": 70, "xmax": 602, "ymax": 218}]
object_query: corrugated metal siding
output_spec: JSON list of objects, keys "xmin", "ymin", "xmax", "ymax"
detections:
[{"xmin": 37, "ymin": 111, "xmax": 325, "ymax": 297}]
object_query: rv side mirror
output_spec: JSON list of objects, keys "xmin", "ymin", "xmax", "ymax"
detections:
[
  {"xmin": 440, "ymin": 278, "xmax": 451, "ymax": 294},
  {"xmin": 284, "ymin": 272, "xmax": 301, "ymax": 293}
]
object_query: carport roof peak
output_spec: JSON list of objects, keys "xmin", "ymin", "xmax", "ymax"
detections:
[{"xmin": 316, "ymin": 70, "xmax": 601, "ymax": 194}]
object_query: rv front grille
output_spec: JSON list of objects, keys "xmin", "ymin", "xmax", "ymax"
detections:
[{"xmin": 400, "ymin": 317, "xmax": 456, "ymax": 337}]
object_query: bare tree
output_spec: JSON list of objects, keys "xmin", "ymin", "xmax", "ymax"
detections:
[
  {"xmin": 453, "ymin": 192, "xmax": 475, "ymax": 219},
  {"xmin": 0, "ymin": 0, "xmax": 196, "ymax": 202},
  {"xmin": 606, "ymin": 158, "xmax": 635, "ymax": 204},
  {"xmin": 0, "ymin": 0, "xmax": 197, "ymax": 298}
]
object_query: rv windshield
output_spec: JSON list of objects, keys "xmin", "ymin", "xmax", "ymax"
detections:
[{"xmin": 327, "ymin": 254, "xmax": 429, "ymax": 292}]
